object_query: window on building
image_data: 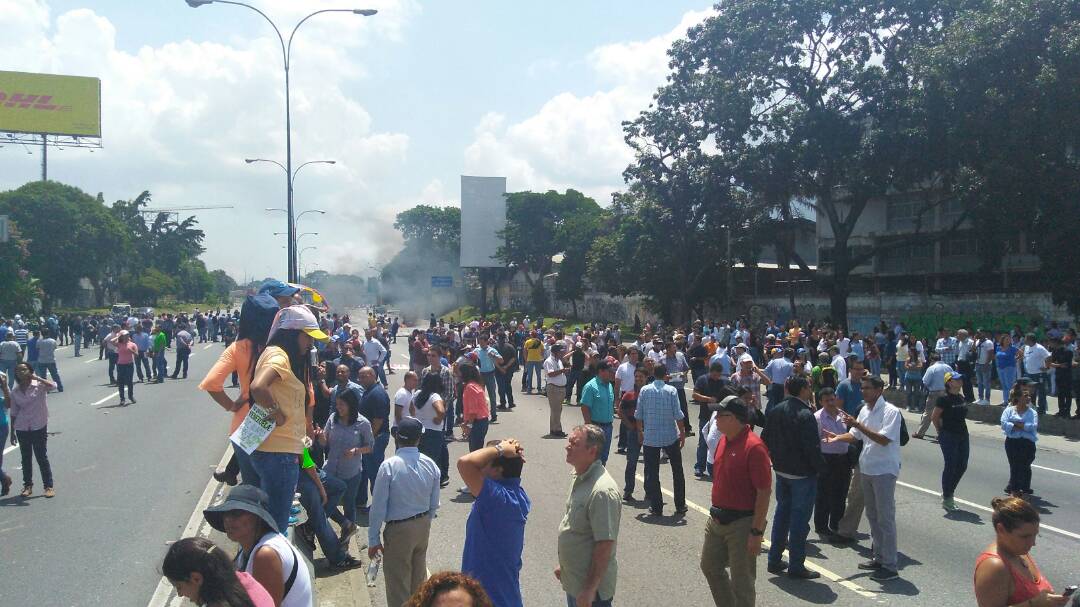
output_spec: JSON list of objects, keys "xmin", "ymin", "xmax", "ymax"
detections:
[
  {"xmin": 879, "ymin": 242, "xmax": 932, "ymax": 274},
  {"xmin": 942, "ymin": 237, "xmax": 980, "ymax": 258},
  {"xmin": 886, "ymin": 198, "xmax": 920, "ymax": 231}
]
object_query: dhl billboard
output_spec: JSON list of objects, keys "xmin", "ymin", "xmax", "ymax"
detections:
[{"xmin": 0, "ymin": 71, "xmax": 101, "ymax": 137}]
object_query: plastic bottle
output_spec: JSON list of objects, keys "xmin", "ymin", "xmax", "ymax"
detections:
[{"xmin": 366, "ymin": 554, "xmax": 382, "ymax": 587}]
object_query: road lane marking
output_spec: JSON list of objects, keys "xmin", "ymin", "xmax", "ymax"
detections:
[
  {"xmin": 1032, "ymin": 464, "xmax": 1080, "ymax": 478},
  {"xmin": 634, "ymin": 473, "xmax": 881, "ymax": 600},
  {"xmin": 84, "ymin": 357, "xmax": 101, "ymax": 364},
  {"xmin": 896, "ymin": 480, "xmax": 1080, "ymax": 541},
  {"xmin": 92, "ymin": 393, "xmax": 118, "ymax": 406},
  {"xmin": 203, "ymin": 344, "xmax": 213, "ymax": 350},
  {"xmin": 146, "ymin": 446, "xmax": 231, "ymax": 607}
]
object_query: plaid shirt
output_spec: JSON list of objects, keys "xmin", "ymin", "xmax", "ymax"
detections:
[
  {"xmin": 936, "ymin": 337, "xmax": 958, "ymax": 365},
  {"xmin": 636, "ymin": 379, "xmax": 685, "ymax": 447}
]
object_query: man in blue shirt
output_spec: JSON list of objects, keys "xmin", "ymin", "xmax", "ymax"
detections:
[
  {"xmin": 834, "ymin": 359, "xmax": 865, "ymax": 417},
  {"xmin": 915, "ymin": 353, "xmax": 952, "ymax": 439},
  {"xmin": 457, "ymin": 438, "xmax": 530, "ymax": 607},
  {"xmin": 637, "ymin": 364, "xmax": 687, "ymax": 516},
  {"xmin": 580, "ymin": 360, "xmax": 616, "ymax": 465},
  {"xmin": 474, "ymin": 334, "xmax": 504, "ymax": 423}
]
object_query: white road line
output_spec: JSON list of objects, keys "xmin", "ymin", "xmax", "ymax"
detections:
[
  {"xmin": 84, "ymin": 357, "xmax": 101, "ymax": 364},
  {"xmin": 3, "ymin": 444, "xmax": 15, "ymax": 455},
  {"xmin": 634, "ymin": 474, "xmax": 881, "ymax": 600},
  {"xmin": 146, "ymin": 446, "xmax": 231, "ymax": 607},
  {"xmin": 896, "ymin": 480, "xmax": 1080, "ymax": 541},
  {"xmin": 1032, "ymin": 464, "xmax": 1080, "ymax": 478},
  {"xmin": 91, "ymin": 393, "xmax": 118, "ymax": 406},
  {"xmin": 202, "ymin": 344, "xmax": 213, "ymax": 350}
]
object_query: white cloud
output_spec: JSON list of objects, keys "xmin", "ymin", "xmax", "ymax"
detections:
[
  {"xmin": 463, "ymin": 7, "xmax": 713, "ymax": 205},
  {"xmin": 0, "ymin": 0, "xmax": 418, "ymax": 281}
]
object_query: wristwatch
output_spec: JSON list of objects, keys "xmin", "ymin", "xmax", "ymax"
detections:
[
  {"xmin": 493, "ymin": 443, "xmax": 504, "ymax": 457},
  {"xmin": 750, "ymin": 528, "xmax": 765, "ymax": 537}
]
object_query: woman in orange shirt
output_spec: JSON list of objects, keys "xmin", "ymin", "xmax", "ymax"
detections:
[
  {"xmin": 199, "ymin": 294, "xmax": 278, "ymax": 486},
  {"xmin": 459, "ymin": 362, "xmax": 490, "ymax": 453},
  {"xmin": 974, "ymin": 496, "xmax": 1068, "ymax": 607}
]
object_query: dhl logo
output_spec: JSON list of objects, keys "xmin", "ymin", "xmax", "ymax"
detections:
[{"xmin": 0, "ymin": 92, "xmax": 71, "ymax": 111}]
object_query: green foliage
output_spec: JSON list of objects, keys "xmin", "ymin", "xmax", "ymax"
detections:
[
  {"xmin": 0, "ymin": 224, "xmax": 43, "ymax": 312},
  {"xmin": 393, "ymin": 205, "xmax": 461, "ymax": 253}
]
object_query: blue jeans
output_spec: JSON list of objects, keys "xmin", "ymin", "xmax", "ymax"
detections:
[
  {"xmin": 596, "ymin": 422, "xmax": 613, "ymax": 465},
  {"xmin": 623, "ymin": 427, "xmax": 641, "ymax": 494},
  {"xmin": 469, "ymin": 418, "xmax": 490, "ymax": 452},
  {"xmin": 358, "ymin": 431, "xmax": 390, "ymax": 507},
  {"xmin": 34, "ymin": 362, "xmax": 63, "ymax": 391},
  {"xmin": 695, "ymin": 419, "xmax": 711, "ymax": 474},
  {"xmin": 1025, "ymin": 372, "xmax": 1049, "ymax": 413},
  {"xmin": 0, "ymin": 360, "xmax": 16, "ymax": 387},
  {"xmin": 418, "ymin": 427, "xmax": 446, "ymax": 480},
  {"xmin": 523, "ymin": 361, "xmax": 543, "ymax": 391},
  {"xmin": 297, "ymin": 468, "xmax": 346, "ymax": 564},
  {"xmin": 976, "ymin": 364, "xmax": 993, "ymax": 401},
  {"xmin": 938, "ymin": 429, "xmax": 969, "ymax": 499},
  {"xmin": 234, "ymin": 447, "xmax": 261, "ymax": 486},
  {"xmin": 482, "ymin": 372, "xmax": 498, "ymax": 420},
  {"xmin": 998, "ymin": 366, "xmax": 1017, "ymax": 404},
  {"xmin": 73, "ymin": 337, "xmax": 81, "ymax": 356},
  {"xmin": 564, "ymin": 369, "xmax": 581, "ymax": 401},
  {"xmin": 250, "ymin": 450, "xmax": 300, "ymax": 534},
  {"xmin": 869, "ymin": 358, "xmax": 881, "ymax": 376},
  {"xmin": 0, "ymin": 419, "xmax": 7, "ymax": 478},
  {"xmin": 327, "ymin": 471, "xmax": 364, "ymax": 525},
  {"xmin": 375, "ymin": 361, "xmax": 388, "ymax": 387},
  {"xmin": 153, "ymin": 351, "xmax": 167, "ymax": 380},
  {"xmin": 566, "ymin": 594, "xmax": 612, "ymax": 607},
  {"xmin": 904, "ymin": 376, "xmax": 923, "ymax": 410},
  {"xmin": 768, "ymin": 475, "xmax": 818, "ymax": 573}
]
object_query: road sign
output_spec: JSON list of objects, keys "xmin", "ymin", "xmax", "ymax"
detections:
[
  {"xmin": 0, "ymin": 215, "xmax": 8, "ymax": 242},
  {"xmin": 431, "ymin": 276, "xmax": 453, "ymax": 288}
]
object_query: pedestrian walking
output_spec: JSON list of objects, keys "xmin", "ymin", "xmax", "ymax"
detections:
[
  {"xmin": 700, "ymin": 395, "xmax": 772, "ymax": 607},
  {"xmin": 133, "ymin": 326, "xmax": 152, "ymax": 382},
  {"xmin": 822, "ymin": 376, "xmax": 902, "ymax": 581},
  {"xmin": 637, "ymin": 363, "xmax": 687, "ymax": 516},
  {"xmin": 357, "ymin": 367, "xmax": 393, "ymax": 507},
  {"xmin": 473, "ymin": 334, "xmax": 503, "ymax": 423},
  {"xmin": 813, "ymin": 388, "xmax": 853, "ymax": 538},
  {"xmin": 9, "ymin": 362, "xmax": 57, "ymax": 498},
  {"xmin": 691, "ymin": 362, "xmax": 731, "ymax": 478},
  {"xmin": 0, "ymin": 370, "xmax": 11, "ymax": 496},
  {"xmin": 368, "ymin": 417, "xmax": 441, "ymax": 607},
  {"xmin": 762, "ymin": 376, "xmax": 825, "ymax": 579},
  {"xmin": 1001, "ymin": 383, "xmax": 1039, "ymax": 498},
  {"xmin": 932, "ymin": 371, "xmax": 970, "ymax": 510},
  {"xmin": 556, "ymin": 425, "xmax": 622, "ymax": 607},
  {"xmin": 203, "ymin": 485, "xmax": 313, "ymax": 607},
  {"xmin": 494, "ymin": 332, "xmax": 518, "ymax": 410},
  {"xmin": 458, "ymin": 438, "xmax": 530, "ymax": 607},
  {"xmin": 543, "ymin": 343, "xmax": 569, "ymax": 437},
  {"xmin": 151, "ymin": 325, "xmax": 169, "ymax": 382}
]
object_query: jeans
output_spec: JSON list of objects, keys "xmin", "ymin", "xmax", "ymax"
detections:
[
  {"xmin": 375, "ymin": 361, "xmax": 388, "ymax": 387},
  {"xmin": 564, "ymin": 369, "xmax": 581, "ymax": 401},
  {"xmin": 998, "ymin": 366, "xmax": 1017, "ymax": 404},
  {"xmin": 768, "ymin": 475, "xmax": 817, "ymax": 572},
  {"xmin": 135, "ymin": 351, "xmax": 152, "ymax": 381},
  {"xmin": 596, "ymin": 422, "xmax": 613, "ymax": 465},
  {"xmin": 495, "ymin": 370, "xmax": 515, "ymax": 407},
  {"xmin": 327, "ymin": 471, "xmax": 364, "ymax": 526},
  {"xmin": 976, "ymin": 363, "xmax": 993, "ymax": 401},
  {"xmin": 565, "ymin": 595, "xmax": 612, "ymax": 607},
  {"xmin": 815, "ymin": 452, "xmax": 852, "ymax": 533},
  {"xmin": 869, "ymin": 357, "xmax": 882, "ymax": 376},
  {"xmin": 862, "ymin": 473, "xmax": 898, "ymax": 570},
  {"xmin": 0, "ymin": 420, "xmax": 7, "ymax": 478},
  {"xmin": 482, "ymin": 371, "xmax": 498, "ymax": 421},
  {"xmin": 172, "ymin": 348, "xmax": 190, "ymax": 378},
  {"xmin": 153, "ymin": 351, "xmax": 167, "ymax": 380},
  {"xmin": 623, "ymin": 426, "xmax": 641, "ymax": 494},
  {"xmin": 358, "ymin": 431, "xmax": 390, "ymax": 507},
  {"xmin": 250, "ymin": 450, "xmax": 300, "ymax": 534},
  {"xmin": 694, "ymin": 418, "xmax": 711, "ymax": 474},
  {"xmin": 34, "ymin": 362, "xmax": 63, "ymax": 391},
  {"xmin": 643, "ymin": 440, "xmax": 685, "ymax": 512},
  {"xmin": 418, "ymin": 427, "xmax": 446, "ymax": 481},
  {"xmin": 468, "ymin": 418, "xmax": 489, "ymax": 453},
  {"xmin": 107, "ymin": 351, "xmax": 118, "ymax": 383},
  {"xmin": 523, "ymin": 361, "xmax": 543, "ymax": 391},
  {"xmin": 0, "ymin": 360, "xmax": 14, "ymax": 387},
  {"xmin": 904, "ymin": 377, "xmax": 923, "ymax": 411},
  {"xmin": 116, "ymin": 362, "xmax": 135, "ymax": 401},
  {"xmin": 1025, "ymin": 372, "xmax": 1049, "ymax": 414},
  {"xmin": 957, "ymin": 360, "xmax": 975, "ymax": 402},
  {"xmin": 234, "ymin": 447, "xmax": 261, "ymax": 486},
  {"xmin": 16, "ymin": 427, "xmax": 53, "ymax": 489},
  {"xmin": 938, "ymin": 429, "xmax": 970, "ymax": 498},
  {"xmin": 1005, "ymin": 437, "xmax": 1036, "ymax": 493},
  {"xmin": 297, "ymin": 468, "xmax": 346, "ymax": 564},
  {"xmin": 73, "ymin": 337, "xmax": 81, "ymax": 356}
]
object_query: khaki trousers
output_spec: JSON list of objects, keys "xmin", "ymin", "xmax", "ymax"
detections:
[
  {"xmin": 837, "ymin": 463, "xmax": 864, "ymax": 538},
  {"xmin": 917, "ymin": 390, "xmax": 945, "ymax": 436},
  {"xmin": 700, "ymin": 515, "xmax": 756, "ymax": 607},
  {"xmin": 383, "ymin": 515, "xmax": 431, "ymax": 607},
  {"xmin": 547, "ymin": 384, "xmax": 566, "ymax": 433}
]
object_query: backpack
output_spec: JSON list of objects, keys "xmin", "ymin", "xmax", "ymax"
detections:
[{"xmin": 819, "ymin": 365, "xmax": 839, "ymax": 389}]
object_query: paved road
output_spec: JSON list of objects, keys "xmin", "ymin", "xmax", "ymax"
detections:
[
  {"xmin": 362, "ymin": 357, "xmax": 1080, "ymax": 607},
  {"xmin": 0, "ymin": 340, "xmax": 229, "ymax": 607}
]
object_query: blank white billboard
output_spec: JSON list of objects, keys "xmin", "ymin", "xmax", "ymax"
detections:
[{"xmin": 460, "ymin": 175, "xmax": 507, "ymax": 268}]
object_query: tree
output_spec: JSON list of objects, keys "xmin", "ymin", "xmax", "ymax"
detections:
[
  {"xmin": 0, "ymin": 223, "xmax": 43, "ymax": 313},
  {"xmin": 498, "ymin": 190, "xmax": 602, "ymax": 312},
  {"xmin": 393, "ymin": 205, "xmax": 461, "ymax": 254},
  {"xmin": 553, "ymin": 211, "xmax": 603, "ymax": 318},
  {"xmin": 210, "ymin": 269, "xmax": 238, "ymax": 299},
  {"xmin": 633, "ymin": 0, "xmax": 967, "ymax": 323}
]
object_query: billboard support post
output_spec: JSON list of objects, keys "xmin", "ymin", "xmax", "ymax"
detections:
[{"xmin": 41, "ymin": 134, "xmax": 46, "ymax": 181}]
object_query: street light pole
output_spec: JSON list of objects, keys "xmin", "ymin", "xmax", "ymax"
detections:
[{"xmin": 189, "ymin": 0, "xmax": 376, "ymax": 281}]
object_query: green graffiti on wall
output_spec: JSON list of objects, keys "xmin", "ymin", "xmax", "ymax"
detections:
[{"xmin": 898, "ymin": 312, "xmax": 1036, "ymax": 343}]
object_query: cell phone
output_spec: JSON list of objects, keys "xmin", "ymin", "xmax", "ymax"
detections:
[{"xmin": 1063, "ymin": 585, "xmax": 1077, "ymax": 597}]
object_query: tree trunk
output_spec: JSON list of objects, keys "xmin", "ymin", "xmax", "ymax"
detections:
[{"xmin": 571, "ymin": 299, "xmax": 578, "ymax": 319}]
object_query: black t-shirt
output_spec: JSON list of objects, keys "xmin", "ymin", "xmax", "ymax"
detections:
[
  {"xmin": 688, "ymin": 344, "xmax": 709, "ymax": 375},
  {"xmin": 497, "ymin": 343, "xmax": 518, "ymax": 372},
  {"xmin": 935, "ymin": 392, "xmax": 968, "ymax": 435},
  {"xmin": 693, "ymin": 374, "xmax": 732, "ymax": 423},
  {"xmin": 1051, "ymin": 348, "xmax": 1073, "ymax": 380},
  {"xmin": 571, "ymin": 349, "xmax": 586, "ymax": 371}
]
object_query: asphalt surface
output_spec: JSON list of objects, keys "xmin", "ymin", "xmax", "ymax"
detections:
[
  {"xmin": 362, "ymin": 355, "xmax": 1080, "ymax": 607},
  {"xmin": 0, "ymin": 340, "xmax": 230, "ymax": 607}
]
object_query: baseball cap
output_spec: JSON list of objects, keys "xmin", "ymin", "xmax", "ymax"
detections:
[
  {"xmin": 397, "ymin": 417, "xmax": 424, "ymax": 442},
  {"xmin": 715, "ymin": 395, "xmax": 749, "ymax": 421},
  {"xmin": 945, "ymin": 371, "xmax": 963, "ymax": 382},
  {"xmin": 735, "ymin": 343, "xmax": 748, "ymax": 349},
  {"xmin": 267, "ymin": 305, "xmax": 329, "ymax": 341},
  {"xmin": 258, "ymin": 279, "xmax": 301, "ymax": 299}
]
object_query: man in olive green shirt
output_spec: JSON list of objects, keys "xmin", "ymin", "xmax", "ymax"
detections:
[{"xmin": 556, "ymin": 424, "xmax": 622, "ymax": 607}]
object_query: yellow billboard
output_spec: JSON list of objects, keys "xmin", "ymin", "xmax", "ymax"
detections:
[{"xmin": 0, "ymin": 71, "xmax": 101, "ymax": 137}]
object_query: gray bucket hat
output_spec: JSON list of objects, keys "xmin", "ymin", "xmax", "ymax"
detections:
[{"xmin": 203, "ymin": 485, "xmax": 279, "ymax": 533}]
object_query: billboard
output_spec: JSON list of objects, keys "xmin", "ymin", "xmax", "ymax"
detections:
[
  {"xmin": 460, "ymin": 176, "xmax": 507, "ymax": 268},
  {"xmin": 0, "ymin": 71, "xmax": 101, "ymax": 137}
]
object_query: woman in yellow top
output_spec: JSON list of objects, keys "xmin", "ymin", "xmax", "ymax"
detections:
[{"xmin": 250, "ymin": 305, "xmax": 328, "ymax": 533}]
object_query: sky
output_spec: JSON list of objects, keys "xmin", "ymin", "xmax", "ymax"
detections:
[{"xmin": 2, "ymin": 0, "xmax": 715, "ymax": 283}]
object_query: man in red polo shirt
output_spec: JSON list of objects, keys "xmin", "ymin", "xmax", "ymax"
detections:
[{"xmin": 700, "ymin": 395, "xmax": 772, "ymax": 607}]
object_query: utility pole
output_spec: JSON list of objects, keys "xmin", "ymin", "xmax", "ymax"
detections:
[{"xmin": 41, "ymin": 134, "xmax": 47, "ymax": 181}]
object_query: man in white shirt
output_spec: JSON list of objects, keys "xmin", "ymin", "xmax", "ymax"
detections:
[
  {"xmin": 170, "ymin": 326, "xmax": 193, "ymax": 379},
  {"xmin": 615, "ymin": 347, "xmax": 640, "ymax": 397},
  {"xmin": 362, "ymin": 330, "xmax": 389, "ymax": 387},
  {"xmin": 391, "ymin": 371, "xmax": 418, "ymax": 433},
  {"xmin": 35, "ymin": 330, "xmax": 63, "ymax": 392},
  {"xmin": 836, "ymin": 332, "xmax": 851, "ymax": 357},
  {"xmin": 955, "ymin": 329, "xmax": 976, "ymax": 402},
  {"xmin": 974, "ymin": 330, "xmax": 996, "ymax": 404},
  {"xmin": 544, "ymin": 343, "xmax": 570, "ymax": 437},
  {"xmin": 830, "ymin": 348, "xmax": 848, "ymax": 383},
  {"xmin": 823, "ymin": 376, "xmax": 901, "ymax": 581},
  {"xmin": 1021, "ymin": 333, "xmax": 1052, "ymax": 414}
]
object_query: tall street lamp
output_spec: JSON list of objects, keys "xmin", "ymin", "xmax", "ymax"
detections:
[{"xmin": 188, "ymin": 0, "xmax": 376, "ymax": 282}]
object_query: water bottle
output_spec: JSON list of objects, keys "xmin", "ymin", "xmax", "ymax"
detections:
[
  {"xmin": 309, "ymin": 345, "xmax": 318, "ymax": 368},
  {"xmin": 366, "ymin": 554, "xmax": 382, "ymax": 587}
]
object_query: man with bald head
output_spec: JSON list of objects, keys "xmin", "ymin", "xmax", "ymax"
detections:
[
  {"xmin": 325, "ymin": 363, "xmax": 364, "ymax": 409},
  {"xmin": 357, "ymin": 366, "xmax": 392, "ymax": 512}
]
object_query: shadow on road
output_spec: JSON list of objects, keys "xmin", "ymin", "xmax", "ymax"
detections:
[
  {"xmin": 767, "ymin": 575, "xmax": 839, "ymax": 604},
  {"xmin": 945, "ymin": 509, "xmax": 985, "ymax": 524}
]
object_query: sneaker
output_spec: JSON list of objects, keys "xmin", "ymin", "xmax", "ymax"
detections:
[
  {"xmin": 214, "ymin": 470, "xmax": 240, "ymax": 486},
  {"xmin": 943, "ymin": 497, "xmax": 959, "ymax": 511},
  {"xmin": 20, "ymin": 486, "xmax": 32, "ymax": 497},
  {"xmin": 869, "ymin": 568, "xmax": 899, "ymax": 582},
  {"xmin": 0, "ymin": 474, "xmax": 10, "ymax": 496},
  {"xmin": 857, "ymin": 560, "xmax": 883, "ymax": 571},
  {"xmin": 767, "ymin": 561, "xmax": 789, "ymax": 574},
  {"xmin": 788, "ymin": 568, "xmax": 821, "ymax": 580},
  {"xmin": 44, "ymin": 487, "xmax": 55, "ymax": 498},
  {"xmin": 440, "ymin": 478, "xmax": 450, "ymax": 488},
  {"xmin": 330, "ymin": 555, "xmax": 364, "ymax": 571},
  {"xmin": 339, "ymin": 521, "xmax": 358, "ymax": 544},
  {"xmin": 129, "ymin": 398, "xmax": 136, "ymax": 404},
  {"xmin": 622, "ymin": 491, "xmax": 635, "ymax": 502},
  {"xmin": 674, "ymin": 506, "xmax": 689, "ymax": 515}
]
